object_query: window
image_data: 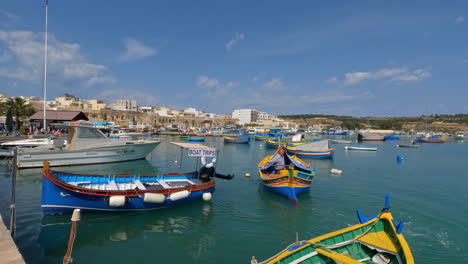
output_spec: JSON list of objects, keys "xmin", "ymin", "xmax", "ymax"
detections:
[{"xmin": 77, "ymin": 127, "xmax": 105, "ymax": 139}]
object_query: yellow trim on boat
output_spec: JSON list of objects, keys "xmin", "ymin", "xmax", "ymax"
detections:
[
  {"xmin": 265, "ymin": 211, "xmax": 414, "ymax": 264},
  {"xmin": 357, "ymin": 231, "xmax": 398, "ymax": 253},
  {"xmin": 314, "ymin": 248, "xmax": 363, "ymax": 264}
]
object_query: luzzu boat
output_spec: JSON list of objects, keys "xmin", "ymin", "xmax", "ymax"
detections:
[
  {"xmin": 41, "ymin": 161, "xmax": 216, "ymax": 215},
  {"xmin": 255, "ymin": 133, "xmax": 266, "ymax": 141},
  {"xmin": 257, "ymin": 150, "xmax": 314, "ymax": 203},
  {"xmin": 224, "ymin": 134, "xmax": 250, "ymax": 144},
  {"xmin": 264, "ymin": 135, "xmax": 310, "ymax": 148},
  {"xmin": 257, "ymin": 193, "xmax": 414, "ymax": 264},
  {"xmin": 413, "ymin": 135, "xmax": 445, "ymax": 143},
  {"xmin": 286, "ymin": 139, "xmax": 334, "ymax": 159}
]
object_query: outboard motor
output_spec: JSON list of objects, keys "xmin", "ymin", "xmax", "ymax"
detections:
[{"xmin": 198, "ymin": 156, "xmax": 234, "ymax": 182}]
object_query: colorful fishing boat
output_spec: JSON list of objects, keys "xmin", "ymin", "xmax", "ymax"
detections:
[
  {"xmin": 41, "ymin": 143, "xmax": 234, "ymax": 215},
  {"xmin": 256, "ymin": 193, "xmax": 414, "ymax": 264},
  {"xmin": 257, "ymin": 149, "xmax": 314, "ymax": 203},
  {"xmin": 179, "ymin": 133, "xmax": 189, "ymax": 139},
  {"xmin": 223, "ymin": 134, "xmax": 250, "ymax": 144},
  {"xmin": 286, "ymin": 139, "xmax": 334, "ymax": 158},
  {"xmin": 264, "ymin": 135, "xmax": 311, "ymax": 148},
  {"xmin": 254, "ymin": 133, "xmax": 265, "ymax": 141},
  {"xmin": 413, "ymin": 135, "xmax": 445, "ymax": 143},
  {"xmin": 188, "ymin": 137, "xmax": 205, "ymax": 141},
  {"xmin": 41, "ymin": 161, "xmax": 215, "ymax": 215}
]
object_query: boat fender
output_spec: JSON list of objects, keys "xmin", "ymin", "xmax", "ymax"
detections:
[
  {"xmin": 330, "ymin": 168, "xmax": 343, "ymax": 175},
  {"xmin": 201, "ymin": 156, "xmax": 216, "ymax": 168},
  {"xmin": 108, "ymin": 196, "xmax": 127, "ymax": 207},
  {"xmin": 169, "ymin": 190, "xmax": 190, "ymax": 201},
  {"xmin": 396, "ymin": 155, "xmax": 404, "ymax": 161},
  {"xmin": 202, "ymin": 192, "xmax": 212, "ymax": 201},
  {"xmin": 143, "ymin": 193, "xmax": 166, "ymax": 203}
]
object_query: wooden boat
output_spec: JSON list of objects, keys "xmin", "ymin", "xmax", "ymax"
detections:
[
  {"xmin": 264, "ymin": 137, "xmax": 310, "ymax": 148},
  {"xmin": 345, "ymin": 145, "xmax": 378, "ymax": 151},
  {"xmin": 179, "ymin": 133, "xmax": 189, "ymax": 139},
  {"xmin": 188, "ymin": 137, "xmax": 205, "ymax": 141},
  {"xmin": 254, "ymin": 133, "xmax": 265, "ymax": 141},
  {"xmin": 358, "ymin": 133, "xmax": 385, "ymax": 141},
  {"xmin": 385, "ymin": 135, "xmax": 400, "ymax": 140},
  {"xmin": 41, "ymin": 161, "xmax": 215, "ymax": 215},
  {"xmin": 257, "ymin": 150, "xmax": 315, "ymax": 203},
  {"xmin": 257, "ymin": 193, "xmax": 414, "ymax": 264},
  {"xmin": 223, "ymin": 134, "xmax": 250, "ymax": 144},
  {"xmin": 286, "ymin": 139, "xmax": 334, "ymax": 159},
  {"xmin": 396, "ymin": 144, "xmax": 420, "ymax": 148},
  {"xmin": 413, "ymin": 135, "xmax": 445, "ymax": 143}
]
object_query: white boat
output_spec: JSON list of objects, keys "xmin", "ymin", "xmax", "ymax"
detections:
[
  {"xmin": 16, "ymin": 125, "xmax": 160, "ymax": 168},
  {"xmin": 1, "ymin": 136, "xmax": 67, "ymax": 149},
  {"xmin": 331, "ymin": 140, "xmax": 352, "ymax": 144},
  {"xmin": 345, "ymin": 145, "xmax": 377, "ymax": 151},
  {"xmin": 454, "ymin": 132, "xmax": 465, "ymax": 140},
  {"xmin": 111, "ymin": 129, "xmax": 143, "ymax": 138}
]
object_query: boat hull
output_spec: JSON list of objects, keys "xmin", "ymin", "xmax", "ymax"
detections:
[
  {"xmin": 413, "ymin": 138, "xmax": 445, "ymax": 143},
  {"xmin": 17, "ymin": 142, "xmax": 159, "ymax": 168},
  {"xmin": 224, "ymin": 138, "xmax": 250, "ymax": 144},
  {"xmin": 188, "ymin": 137, "xmax": 205, "ymax": 141},
  {"xmin": 345, "ymin": 145, "xmax": 377, "ymax": 151},
  {"xmin": 287, "ymin": 149, "xmax": 334, "ymax": 158}
]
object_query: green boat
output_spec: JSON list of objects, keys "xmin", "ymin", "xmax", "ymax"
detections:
[{"xmin": 254, "ymin": 194, "xmax": 414, "ymax": 264}]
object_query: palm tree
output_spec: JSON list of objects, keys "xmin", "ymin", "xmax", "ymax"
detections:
[{"xmin": 0, "ymin": 98, "xmax": 36, "ymax": 132}]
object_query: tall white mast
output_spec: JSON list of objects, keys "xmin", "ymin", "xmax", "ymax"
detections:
[{"xmin": 43, "ymin": 0, "xmax": 48, "ymax": 130}]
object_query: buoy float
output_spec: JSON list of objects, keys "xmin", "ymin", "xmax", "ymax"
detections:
[
  {"xmin": 174, "ymin": 160, "xmax": 178, "ymax": 164},
  {"xmin": 169, "ymin": 190, "xmax": 190, "ymax": 201},
  {"xmin": 397, "ymin": 155, "xmax": 404, "ymax": 161},
  {"xmin": 245, "ymin": 173, "xmax": 251, "ymax": 177},
  {"xmin": 202, "ymin": 192, "xmax": 212, "ymax": 201},
  {"xmin": 143, "ymin": 193, "xmax": 166, "ymax": 203},
  {"xmin": 330, "ymin": 168, "xmax": 343, "ymax": 175},
  {"xmin": 108, "ymin": 196, "xmax": 126, "ymax": 207}
]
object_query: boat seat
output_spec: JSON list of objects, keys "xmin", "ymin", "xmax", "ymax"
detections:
[
  {"xmin": 357, "ymin": 231, "xmax": 398, "ymax": 254},
  {"xmin": 108, "ymin": 180, "xmax": 119, "ymax": 190},
  {"xmin": 157, "ymin": 180, "xmax": 171, "ymax": 189},
  {"xmin": 314, "ymin": 248, "xmax": 362, "ymax": 264},
  {"xmin": 133, "ymin": 180, "xmax": 146, "ymax": 190}
]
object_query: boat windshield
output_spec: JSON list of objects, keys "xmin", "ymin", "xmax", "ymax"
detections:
[{"xmin": 76, "ymin": 127, "xmax": 106, "ymax": 139}]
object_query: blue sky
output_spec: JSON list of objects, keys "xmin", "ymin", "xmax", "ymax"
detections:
[{"xmin": 0, "ymin": 0, "xmax": 467, "ymax": 116}]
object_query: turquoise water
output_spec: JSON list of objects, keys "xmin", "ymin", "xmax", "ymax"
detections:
[{"xmin": 1, "ymin": 135, "xmax": 467, "ymax": 263}]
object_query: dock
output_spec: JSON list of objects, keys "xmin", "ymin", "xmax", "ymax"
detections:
[{"xmin": 0, "ymin": 214, "xmax": 25, "ymax": 264}]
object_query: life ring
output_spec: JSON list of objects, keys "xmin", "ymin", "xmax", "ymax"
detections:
[{"xmin": 201, "ymin": 156, "xmax": 216, "ymax": 168}]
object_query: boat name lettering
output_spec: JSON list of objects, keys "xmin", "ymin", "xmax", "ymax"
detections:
[{"xmin": 188, "ymin": 149, "xmax": 216, "ymax": 157}]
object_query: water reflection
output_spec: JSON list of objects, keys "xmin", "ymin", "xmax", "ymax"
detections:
[{"xmin": 38, "ymin": 201, "xmax": 214, "ymax": 258}]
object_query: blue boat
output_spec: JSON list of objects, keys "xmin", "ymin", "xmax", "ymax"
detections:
[
  {"xmin": 385, "ymin": 135, "xmax": 400, "ymax": 140},
  {"xmin": 41, "ymin": 161, "xmax": 216, "ymax": 215},
  {"xmin": 188, "ymin": 137, "xmax": 205, "ymax": 141},
  {"xmin": 223, "ymin": 133, "xmax": 250, "ymax": 144}
]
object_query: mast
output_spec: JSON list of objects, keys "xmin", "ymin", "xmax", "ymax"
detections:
[{"xmin": 43, "ymin": 0, "xmax": 48, "ymax": 130}]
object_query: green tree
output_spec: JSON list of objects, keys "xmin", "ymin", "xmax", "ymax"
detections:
[{"xmin": 0, "ymin": 98, "xmax": 36, "ymax": 131}]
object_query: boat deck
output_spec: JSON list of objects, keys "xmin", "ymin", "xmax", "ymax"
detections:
[{"xmin": 70, "ymin": 178, "xmax": 203, "ymax": 191}]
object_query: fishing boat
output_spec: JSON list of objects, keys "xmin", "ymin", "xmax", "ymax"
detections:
[
  {"xmin": 179, "ymin": 133, "xmax": 189, "ymax": 139},
  {"xmin": 264, "ymin": 135, "xmax": 310, "ymax": 148},
  {"xmin": 15, "ymin": 124, "xmax": 160, "ymax": 168},
  {"xmin": 254, "ymin": 133, "xmax": 265, "ymax": 141},
  {"xmin": 257, "ymin": 193, "xmax": 414, "ymax": 264},
  {"xmin": 413, "ymin": 135, "xmax": 445, "ymax": 143},
  {"xmin": 345, "ymin": 145, "xmax": 378, "ymax": 151},
  {"xmin": 331, "ymin": 139, "xmax": 352, "ymax": 144},
  {"xmin": 286, "ymin": 139, "xmax": 334, "ymax": 159},
  {"xmin": 188, "ymin": 137, "xmax": 205, "ymax": 141},
  {"xmin": 358, "ymin": 133, "xmax": 386, "ymax": 141},
  {"xmin": 384, "ymin": 135, "xmax": 400, "ymax": 140},
  {"xmin": 396, "ymin": 144, "xmax": 420, "ymax": 148},
  {"xmin": 41, "ymin": 143, "xmax": 233, "ymax": 215},
  {"xmin": 454, "ymin": 132, "xmax": 465, "ymax": 140},
  {"xmin": 223, "ymin": 134, "xmax": 250, "ymax": 144},
  {"xmin": 257, "ymin": 149, "xmax": 315, "ymax": 203},
  {"xmin": 322, "ymin": 129, "xmax": 347, "ymax": 135}
]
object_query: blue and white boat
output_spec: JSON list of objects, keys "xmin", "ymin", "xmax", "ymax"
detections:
[
  {"xmin": 41, "ymin": 161, "xmax": 215, "ymax": 215},
  {"xmin": 345, "ymin": 145, "xmax": 378, "ymax": 151}
]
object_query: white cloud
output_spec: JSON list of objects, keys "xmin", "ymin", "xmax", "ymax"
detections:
[
  {"xmin": 120, "ymin": 38, "xmax": 157, "ymax": 61},
  {"xmin": 0, "ymin": 30, "xmax": 115, "ymax": 85},
  {"xmin": 96, "ymin": 89, "xmax": 160, "ymax": 106},
  {"xmin": 326, "ymin": 77, "xmax": 338, "ymax": 84},
  {"xmin": 342, "ymin": 67, "xmax": 431, "ymax": 86},
  {"xmin": 196, "ymin": 75, "xmax": 239, "ymax": 97},
  {"xmin": 225, "ymin": 32, "xmax": 245, "ymax": 51},
  {"xmin": 0, "ymin": 10, "xmax": 19, "ymax": 22},
  {"xmin": 455, "ymin": 16, "xmax": 465, "ymax": 24},
  {"xmin": 261, "ymin": 78, "xmax": 287, "ymax": 91}
]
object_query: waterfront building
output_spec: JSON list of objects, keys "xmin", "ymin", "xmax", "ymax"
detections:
[{"xmin": 232, "ymin": 109, "xmax": 259, "ymax": 125}]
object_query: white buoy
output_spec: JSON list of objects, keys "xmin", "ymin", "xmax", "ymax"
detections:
[
  {"xmin": 108, "ymin": 196, "xmax": 126, "ymax": 207},
  {"xmin": 174, "ymin": 160, "xmax": 178, "ymax": 164},
  {"xmin": 143, "ymin": 193, "xmax": 166, "ymax": 203},
  {"xmin": 202, "ymin": 192, "xmax": 212, "ymax": 201},
  {"xmin": 330, "ymin": 168, "xmax": 343, "ymax": 175},
  {"xmin": 169, "ymin": 190, "xmax": 190, "ymax": 201}
]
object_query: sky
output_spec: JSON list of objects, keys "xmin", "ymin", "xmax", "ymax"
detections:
[{"xmin": 0, "ymin": 0, "xmax": 467, "ymax": 117}]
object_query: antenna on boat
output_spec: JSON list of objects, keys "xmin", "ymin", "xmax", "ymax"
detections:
[{"xmin": 43, "ymin": 0, "xmax": 49, "ymax": 130}]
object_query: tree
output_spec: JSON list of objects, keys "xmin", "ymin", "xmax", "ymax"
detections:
[{"xmin": 0, "ymin": 98, "xmax": 36, "ymax": 132}]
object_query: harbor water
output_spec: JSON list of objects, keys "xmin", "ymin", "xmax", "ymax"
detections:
[{"xmin": 1, "ymin": 135, "xmax": 467, "ymax": 263}]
